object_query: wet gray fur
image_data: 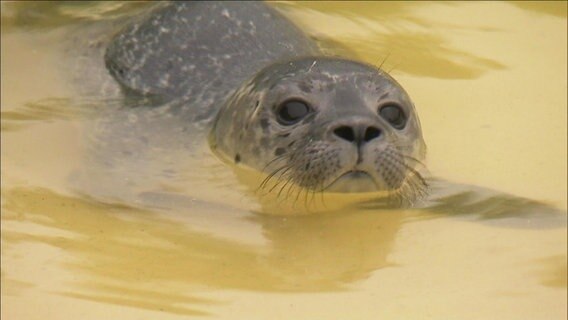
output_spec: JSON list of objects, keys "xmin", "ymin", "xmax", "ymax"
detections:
[{"xmin": 105, "ymin": 1, "xmax": 319, "ymax": 123}]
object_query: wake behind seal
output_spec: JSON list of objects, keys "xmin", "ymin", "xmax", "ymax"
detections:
[{"xmin": 103, "ymin": 1, "xmax": 428, "ymax": 204}]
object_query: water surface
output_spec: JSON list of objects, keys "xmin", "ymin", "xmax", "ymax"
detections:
[{"xmin": 1, "ymin": 2, "xmax": 566, "ymax": 319}]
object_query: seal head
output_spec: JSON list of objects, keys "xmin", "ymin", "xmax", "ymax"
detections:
[{"xmin": 211, "ymin": 57, "xmax": 427, "ymax": 199}]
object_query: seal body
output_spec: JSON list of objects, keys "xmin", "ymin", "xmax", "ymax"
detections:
[
  {"xmin": 105, "ymin": 2, "xmax": 319, "ymax": 124},
  {"xmin": 103, "ymin": 1, "xmax": 427, "ymax": 199}
]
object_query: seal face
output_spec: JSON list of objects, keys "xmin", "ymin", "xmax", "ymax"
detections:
[{"xmin": 211, "ymin": 57, "xmax": 427, "ymax": 199}]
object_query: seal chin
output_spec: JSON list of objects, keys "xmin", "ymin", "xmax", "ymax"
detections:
[{"xmin": 325, "ymin": 171, "xmax": 379, "ymax": 193}]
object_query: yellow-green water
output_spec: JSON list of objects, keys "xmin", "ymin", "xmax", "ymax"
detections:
[{"xmin": 1, "ymin": 2, "xmax": 566, "ymax": 319}]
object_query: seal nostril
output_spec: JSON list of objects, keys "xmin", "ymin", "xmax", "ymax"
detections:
[
  {"xmin": 333, "ymin": 126, "xmax": 355, "ymax": 142},
  {"xmin": 364, "ymin": 126, "xmax": 381, "ymax": 142}
]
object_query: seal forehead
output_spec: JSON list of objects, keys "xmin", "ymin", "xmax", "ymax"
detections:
[
  {"xmin": 258, "ymin": 57, "xmax": 378, "ymax": 81},
  {"xmin": 265, "ymin": 66, "xmax": 408, "ymax": 115},
  {"xmin": 259, "ymin": 57, "xmax": 404, "ymax": 98}
]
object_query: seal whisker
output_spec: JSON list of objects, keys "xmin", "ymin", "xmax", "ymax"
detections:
[
  {"xmin": 259, "ymin": 164, "xmax": 290, "ymax": 191},
  {"xmin": 400, "ymin": 161, "xmax": 428, "ymax": 190},
  {"xmin": 397, "ymin": 163, "xmax": 429, "ymax": 204},
  {"xmin": 278, "ymin": 169, "xmax": 302, "ymax": 202},
  {"xmin": 274, "ymin": 177, "xmax": 292, "ymax": 205},
  {"xmin": 276, "ymin": 175, "xmax": 293, "ymax": 199},
  {"xmin": 267, "ymin": 165, "xmax": 295, "ymax": 193},
  {"xmin": 261, "ymin": 152, "xmax": 292, "ymax": 172},
  {"xmin": 372, "ymin": 146, "xmax": 429, "ymax": 206},
  {"xmin": 377, "ymin": 51, "xmax": 391, "ymax": 71},
  {"xmin": 299, "ymin": 185, "xmax": 311, "ymax": 211},
  {"xmin": 291, "ymin": 170, "xmax": 314, "ymax": 209},
  {"xmin": 281, "ymin": 172, "xmax": 298, "ymax": 198},
  {"xmin": 310, "ymin": 183, "xmax": 321, "ymax": 210},
  {"xmin": 400, "ymin": 154, "xmax": 428, "ymax": 168},
  {"xmin": 304, "ymin": 180, "xmax": 314, "ymax": 211},
  {"xmin": 319, "ymin": 180, "xmax": 327, "ymax": 209},
  {"xmin": 386, "ymin": 61, "xmax": 401, "ymax": 75},
  {"xmin": 281, "ymin": 179, "xmax": 298, "ymax": 205},
  {"xmin": 259, "ymin": 169, "xmax": 283, "ymax": 191}
]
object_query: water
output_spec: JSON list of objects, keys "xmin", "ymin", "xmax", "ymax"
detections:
[{"xmin": 2, "ymin": 2, "xmax": 566, "ymax": 319}]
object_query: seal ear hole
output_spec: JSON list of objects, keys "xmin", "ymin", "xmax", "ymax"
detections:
[
  {"xmin": 379, "ymin": 104, "xmax": 407, "ymax": 129},
  {"xmin": 234, "ymin": 154, "xmax": 241, "ymax": 164},
  {"xmin": 274, "ymin": 148, "xmax": 286, "ymax": 156},
  {"xmin": 276, "ymin": 99, "xmax": 312, "ymax": 125}
]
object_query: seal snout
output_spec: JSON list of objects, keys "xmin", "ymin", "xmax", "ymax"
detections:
[
  {"xmin": 332, "ymin": 122, "xmax": 382, "ymax": 145},
  {"xmin": 331, "ymin": 118, "xmax": 383, "ymax": 164}
]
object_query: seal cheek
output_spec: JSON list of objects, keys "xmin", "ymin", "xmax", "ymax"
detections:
[
  {"xmin": 260, "ymin": 137, "xmax": 270, "ymax": 148},
  {"xmin": 260, "ymin": 117, "xmax": 270, "ymax": 131}
]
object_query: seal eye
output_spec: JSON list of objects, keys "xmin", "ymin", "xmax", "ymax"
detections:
[
  {"xmin": 379, "ymin": 104, "xmax": 406, "ymax": 129},
  {"xmin": 276, "ymin": 99, "xmax": 311, "ymax": 125}
]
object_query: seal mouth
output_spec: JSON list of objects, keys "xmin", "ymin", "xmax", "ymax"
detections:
[{"xmin": 325, "ymin": 170, "xmax": 379, "ymax": 193}]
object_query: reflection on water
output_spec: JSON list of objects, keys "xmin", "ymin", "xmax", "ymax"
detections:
[
  {"xmin": 2, "ymin": 188, "xmax": 403, "ymax": 315},
  {"xmin": 359, "ymin": 179, "xmax": 568, "ymax": 229},
  {"xmin": 2, "ymin": 1, "xmax": 567, "ymax": 319},
  {"xmin": 0, "ymin": 98, "xmax": 84, "ymax": 132},
  {"xmin": 3, "ymin": 185, "xmax": 566, "ymax": 317},
  {"xmin": 510, "ymin": 1, "xmax": 567, "ymax": 18},
  {"xmin": 275, "ymin": 1, "xmax": 507, "ymax": 79},
  {"xmin": 0, "ymin": 1, "xmax": 153, "ymax": 31},
  {"xmin": 536, "ymin": 255, "xmax": 568, "ymax": 289}
]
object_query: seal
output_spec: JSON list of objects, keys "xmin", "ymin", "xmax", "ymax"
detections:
[{"xmin": 102, "ymin": 1, "xmax": 428, "ymax": 202}]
